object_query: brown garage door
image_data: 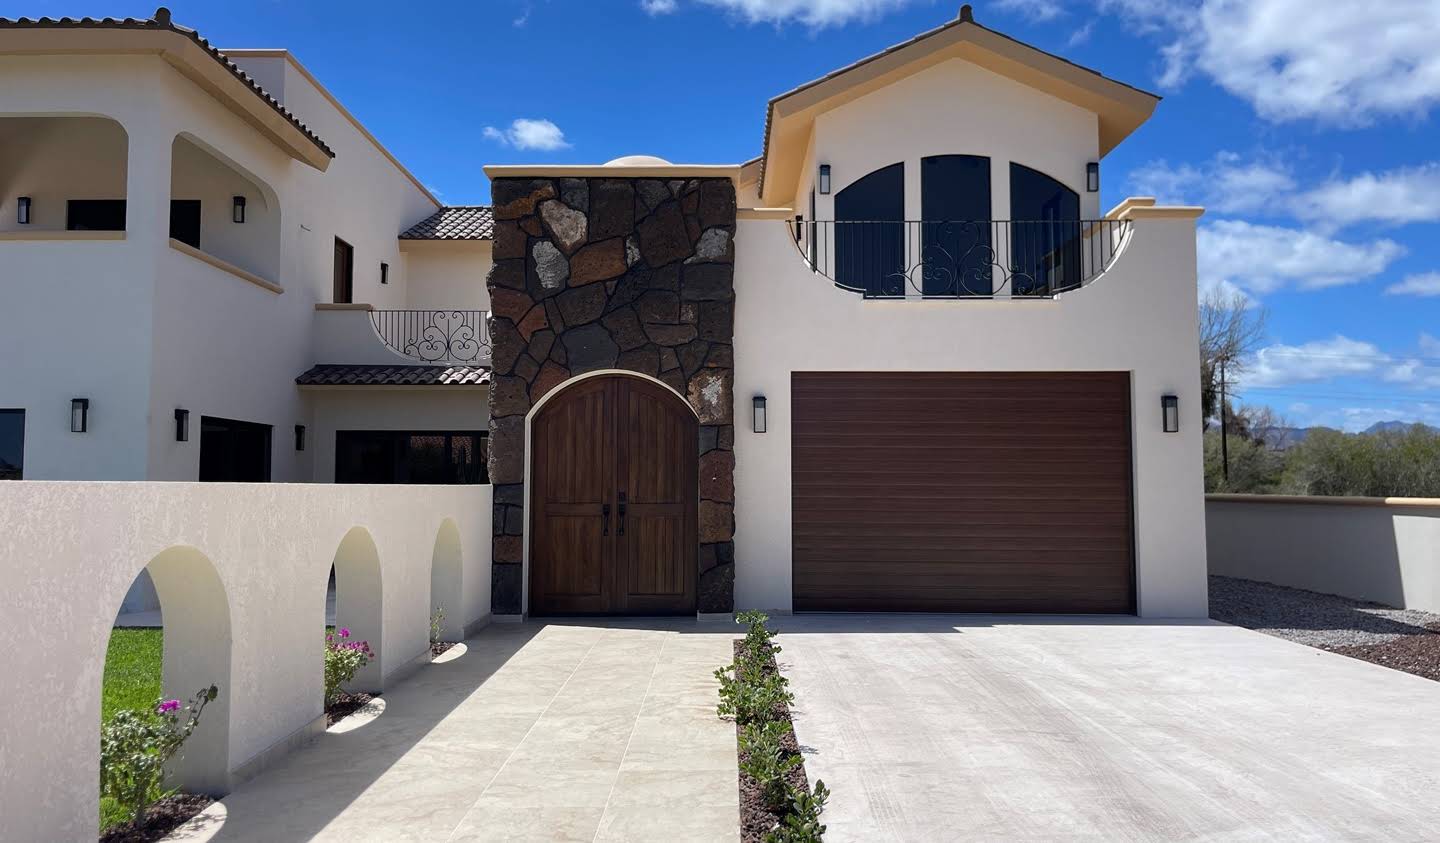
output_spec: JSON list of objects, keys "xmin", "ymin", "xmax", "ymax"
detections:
[{"xmin": 792, "ymin": 372, "xmax": 1134, "ymax": 613}]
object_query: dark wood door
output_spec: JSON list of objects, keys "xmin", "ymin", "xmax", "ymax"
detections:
[
  {"xmin": 333, "ymin": 237, "xmax": 354, "ymax": 303},
  {"xmin": 530, "ymin": 375, "xmax": 697, "ymax": 616},
  {"xmin": 792, "ymin": 372, "xmax": 1134, "ymax": 614}
]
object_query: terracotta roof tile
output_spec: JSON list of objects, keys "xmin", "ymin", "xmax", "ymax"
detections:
[
  {"xmin": 0, "ymin": 9, "xmax": 334, "ymax": 159},
  {"xmin": 296, "ymin": 364, "xmax": 490, "ymax": 386},
  {"xmin": 400, "ymin": 206, "xmax": 494, "ymax": 241}
]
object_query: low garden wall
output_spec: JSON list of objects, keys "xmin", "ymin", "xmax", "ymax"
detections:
[
  {"xmin": 1206, "ymin": 494, "xmax": 1440, "ymax": 612},
  {"xmin": 0, "ymin": 481, "xmax": 492, "ymax": 843}
]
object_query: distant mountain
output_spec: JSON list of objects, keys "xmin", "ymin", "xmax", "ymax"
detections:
[
  {"xmin": 1258, "ymin": 426, "xmax": 1311, "ymax": 450},
  {"xmin": 1363, "ymin": 421, "xmax": 1432, "ymax": 435}
]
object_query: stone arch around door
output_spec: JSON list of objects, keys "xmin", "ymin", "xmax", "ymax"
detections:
[
  {"xmin": 486, "ymin": 176, "xmax": 738, "ymax": 616},
  {"xmin": 528, "ymin": 372, "xmax": 699, "ymax": 615}
]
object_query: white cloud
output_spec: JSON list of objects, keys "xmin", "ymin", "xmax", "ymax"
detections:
[
  {"xmin": 641, "ymin": 0, "xmax": 678, "ymax": 13},
  {"xmin": 1197, "ymin": 220, "xmax": 1405, "ymax": 295},
  {"xmin": 994, "ymin": 0, "xmax": 1066, "ymax": 21},
  {"xmin": 1127, "ymin": 151, "xmax": 1294, "ymax": 215},
  {"xmin": 1298, "ymin": 164, "xmax": 1440, "ymax": 227},
  {"xmin": 695, "ymin": 0, "xmax": 918, "ymax": 27},
  {"xmin": 482, "ymin": 118, "xmax": 571, "ymax": 151},
  {"xmin": 1421, "ymin": 333, "xmax": 1440, "ymax": 358},
  {"xmin": 1241, "ymin": 335, "xmax": 1390, "ymax": 388},
  {"xmin": 1104, "ymin": 0, "xmax": 1440, "ymax": 126},
  {"xmin": 1386, "ymin": 272, "xmax": 1440, "ymax": 298}
]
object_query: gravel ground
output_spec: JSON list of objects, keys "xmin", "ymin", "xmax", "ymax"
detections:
[{"xmin": 1209, "ymin": 575, "xmax": 1440, "ymax": 648}]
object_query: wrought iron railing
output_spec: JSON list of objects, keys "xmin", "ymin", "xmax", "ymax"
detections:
[
  {"xmin": 790, "ymin": 219, "xmax": 1132, "ymax": 299},
  {"xmin": 370, "ymin": 310, "xmax": 491, "ymax": 365}
]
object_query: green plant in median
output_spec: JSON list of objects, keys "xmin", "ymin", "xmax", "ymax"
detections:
[
  {"xmin": 99, "ymin": 685, "xmax": 218, "ymax": 828},
  {"xmin": 324, "ymin": 627, "xmax": 374, "ymax": 706},
  {"xmin": 739, "ymin": 720, "xmax": 801, "ymax": 812},
  {"xmin": 766, "ymin": 780, "xmax": 830, "ymax": 843},
  {"xmin": 738, "ymin": 609, "xmax": 780, "ymax": 662},
  {"xmin": 715, "ymin": 657, "xmax": 794, "ymax": 724}
]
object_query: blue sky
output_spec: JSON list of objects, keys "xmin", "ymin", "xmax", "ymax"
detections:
[{"xmin": 19, "ymin": 0, "xmax": 1440, "ymax": 430}]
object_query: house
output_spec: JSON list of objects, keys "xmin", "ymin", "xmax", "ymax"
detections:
[{"xmin": 0, "ymin": 5, "xmax": 1208, "ymax": 621}]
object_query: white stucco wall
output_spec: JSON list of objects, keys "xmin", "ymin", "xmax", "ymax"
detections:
[
  {"xmin": 730, "ymin": 214, "xmax": 1208, "ymax": 618},
  {"xmin": 0, "ymin": 51, "xmax": 443, "ymax": 482},
  {"xmin": 0, "ymin": 115, "xmax": 129, "ymax": 232},
  {"xmin": 309, "ymin": 387, "xmax": 491, "ymax": 482},
  {"xmin": 0, "ymin": 480, "xmax": 492, "ymax": 843},
  {"xmin": 403, "ymin": 242, "xmax": 493, "ymax": 310},
  {"xmin": 1207, "ymin": 496, "xmax": 1440, "ymax": 612}
]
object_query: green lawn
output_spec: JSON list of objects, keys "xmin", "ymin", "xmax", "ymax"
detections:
[
  {"xmin": 101, "ymin": 627, "xmax": 164, "ymax": 832},
  {"xmin": 102, "ymin": 627, "xmax": 163, "ymax": 723}
]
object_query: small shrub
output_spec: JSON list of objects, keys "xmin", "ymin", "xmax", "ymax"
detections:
[
  {"xmin": 739, "ymin": 720, "xmax": 801, "ymax": 813},
  {"xmin": 324, "ymin": 627, "xmax": 373, "ymax": 706},
  {"xmin": 715, "ymin": 658, "xmax": 793, "ymax": 725},
  {"xmin": 429, "ymin": 607, "xmax": 445, "ymax": 646},
  {"xmin": 99, "ymin": 685, "xmax": 218, "ymax": 827},
  {"xmin": 765, "ymin": 780, "xmax": 829, "ymax": 843},
  {"xmin": 738, "ymin": 609, "xmax": 780, "ymax": 664}
]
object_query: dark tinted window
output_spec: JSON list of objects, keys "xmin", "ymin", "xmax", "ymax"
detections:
[
  {"xmin": 1009, "ymin": 163, "xmax": 1081, "ymax": 295},
  {"xmin": 834, "ymin": 162, "xmax": 905, "ymax": 297},
  {"xmin": 0, "ymin": 410, "xmax": 23, "ymax": 480},
  {"xmin": 169, "ymin": 200, "xmax": 201, "ymax": 248},
  {"xmin": 66, "ymin": 199, "xmax": 126, "ymax": 231},
  {"xmin": 921, "ymin": 155, "xmax": 993, "ymax": 296},
  {"xmin": 199, "ymin": 416, "xmax": 272, "ymax": 482},
  {"xmin": 335, "ymin": 431, "xmax": 488, "ymax": 484}
]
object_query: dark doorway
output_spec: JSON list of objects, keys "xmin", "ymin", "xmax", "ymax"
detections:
[
  {"xmin": 921, "ymin": 155, "xmax": 993, "ymax": 296},
  {"xmin": 66, "ymin": 199, "xmax": 126, "ymax": 231},
  {"xmin": 199, "ymin": 416, "xmax": 272, "ymax": 482},
  {"xmin": 835, "ymin": 162, "xmax": 905, "ymax": 297},
  {"xmin": 0, "ymin": 409, "xmax": 23, "ymax": 480},
  {"xmin": 335, "ymin": 431, "xmax": 488, "ymax": 484},
  {"xmin": 169, "ymin": 199, "xmax": 202, "ymax": 249},
  {"xmin": 333, "ymin": 237, "xmax": 354, "ymax": 304},
  {"xmin": 529, "ymin": 375, "xmax": 698, "ymax": 616}
]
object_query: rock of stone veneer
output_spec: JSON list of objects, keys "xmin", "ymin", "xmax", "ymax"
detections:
[
  {"xmin": 616, "ymin": 345, "xmax": 660, "ymax": 378},
  {"xmin": 698, "ymin": 563, "xmax": 734, "ymax": 614},
  {"xmin": 557, "ymin": 284, "xmax": 606, "ymax": 327},
  {"xmin": 539, "ymin": 199, "xmax": 588, "ymax": 254},
  {"xmin": 635, "ymin": 290, "xmax": 680, "ymax": 324},
  {"xmin": 559, "ymin": 178, "xmax": 589, "ymax": 212},
  {"xmin": 532, "ymin": 240, "xmax": 569, "ymax": 290},
  {"xmin": 699, "ymin": 449, "xmax": 735, "ymax": 502},
  {"xmin": 636, "ymin": 179, "xmax": 671, "ymax": 212},
  {"xmin": 530, "ymin": 361, "xmax": 570, "ymax": 403},
  {"xmin": 588, "ymin": 179, "xmax": 635, "ymax": 240},
  {"xmin": 637, "ymin": 201, "xmax": 693, "ymax": 267},
  {"xmin": 601, "ymin": 307, "xmax": 647, "ymax": 352},
  {"xmin": 562, "ymin": 323, "xmax": 620, "ymax": 372},
  {"xmin": 527, "ymin": 328, "xmax": 556, "ymax": 363},
  {"xmin": 643, "ymin": 323, "xmax": 698, "ymax": 347},
  {"xmin": 488, "ymin": 416, "xmax": 525, "ymax": 485},
  {"xmin": 697, "ymin": 180, "xmax": 736, "ymax": 229},
  {"xmin": 570, "ymin": 238, "xmax": 627, "ymax": 284},
  {"xmin": 681, "ymin": 263, "xmax": 734, "ymax": 301},
  {"xmin": 493, "ymin": 179, "xmax": 556, "ymax": 220},
  {"xmin": 516, "ymin": 304, "xmax": 548, "ymax": 342},
  {"xmin": 698, "ymin": 301, "xmax": 732, "ymax": 341},
  {"xmin": 687, "ymin": 227, "xmax": 733, "ymax": 263},
  {"xmin": 688, "ymin": 368, "xmax": 732, "ymax": 424},
  {"xmin": 489, "ymin": 286, "xmax": 533, "ymax": 323},
  {"xmin": 492, "ymin": 220, "xmax": 526, "ymax": 260},
  {"xmin": 489, "ymin": 376, "xmax": 529, "ymax": 418}
]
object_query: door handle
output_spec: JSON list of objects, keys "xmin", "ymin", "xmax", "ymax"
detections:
[
  {"xmin": 602, "ymin": 503, "xmax": 611, "ymax": 536},
  {"xmin": 617, "ymin": 492, "xmax": 627, "ymax": 536}
]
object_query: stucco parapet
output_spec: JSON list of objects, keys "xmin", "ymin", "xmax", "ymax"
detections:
[
  {"xmin": 170, "ymin": 238, "xmax": 283, "ymax": 294},
  {"xmin": 0, "ymin": 230, "xmax": 126, "ymax": 242},
  {"xmin": 315, "ymin": 302, "xmax": 373, "ymax": 311}
]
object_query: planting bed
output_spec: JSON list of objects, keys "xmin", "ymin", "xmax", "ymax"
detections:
[
  {"xmin": 731, "ymin": 640, "xmax": 815, "ymax": 843},
  {"xmin": 430, "ymin": 640, "xmax": 456, "ymax": 658},
  {"xmin": 98, "ymin": 793, "xmax": 212, "ymax": 843},
  {"xmin": 325, "ymin": 691, "xmax": 376, "ymax": 727}
]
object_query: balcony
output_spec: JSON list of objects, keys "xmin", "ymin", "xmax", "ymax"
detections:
[
  {"xmin": 791, "ymin": 218, "xmax": 1132, "ymax": 299},
  {"xmin": 313, "ymin": 305, "xmax": 491, "ymax": 367}
]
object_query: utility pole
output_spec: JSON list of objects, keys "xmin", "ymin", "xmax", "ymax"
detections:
[{"xmin": 1219, "ymin": 357, "xmax": 1230, "ymax": 484}]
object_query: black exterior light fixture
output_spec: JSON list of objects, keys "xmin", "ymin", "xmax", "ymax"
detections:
[
  {"xmin": 752, "ymin": 395, "xmax": 767, "ymax": 434},
  {"xmin": 818, "ymin": 164, "xmax": 832, "ymax": 195},
  {"xmin": 1162, "ymin": 394, "xmax": 1180, "ymax": 433},
  {"xmin": 1086, "ymin": 162, "xmax": 1100, "ymax": 193},
  {"xmin": 294, "ymin": 424, "xmax": 306, "ymax": 451},
  {"xmin": 232, "ymin": 195, "xmax": 246, "ymax": 223},
  {"xmin": 70, "ymin": 398, "xmax": 89, "ymax": 433},
  {"xmin": 17, "ymin": 196, "xmax": 32, "ymax": 225},
  {"xmin": 174, "ymin": 408, "xmax": 190, "ymax": 442}
]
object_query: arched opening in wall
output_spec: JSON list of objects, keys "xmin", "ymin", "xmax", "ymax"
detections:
[
  {"xmin": 834, "ymin": 162, "xmax": 905, "ymax": 297},
  {"xmin": 100, "ymin": 547, "xmax": 231, "ymax": 834},
  {"xmin": 428, "ymin": 518, "xmax": 463, "ymax": 655},
  {"xmin": 920, "ymin": 154, "xmax": 993, "ymax": 296},
  {"xmin": 325, "ymin": 527, "xmax": 383, "ymax": 721},
  {"xmin": 1009, "ymin": 162, "xmax": 1081, "ymax": 296},
  {"xmin": 169, "ymin": 133, "xmax": 281, "ymax": 282},
  {"xmin": 0, "ymin": 115, "xmax": 128, "ymax": 234}
]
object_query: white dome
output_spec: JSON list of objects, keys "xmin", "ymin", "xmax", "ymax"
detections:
[{"xmin": 603, "ymin": 154, "xmax": 673, "ymax": 167}]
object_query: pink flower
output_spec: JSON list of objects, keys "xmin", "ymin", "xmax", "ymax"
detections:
[
  {"xmin": 156, "ymin": 699, "xmax": 181, "ymax": 714},
  {"xmin": 338, "ymin": 628, "xmax": 351, "ymax": 638}
]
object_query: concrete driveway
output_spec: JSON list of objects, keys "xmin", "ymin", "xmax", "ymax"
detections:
[{"xmin": 778, "ymin": 615, "xmax": 1440, "ymax": 842}]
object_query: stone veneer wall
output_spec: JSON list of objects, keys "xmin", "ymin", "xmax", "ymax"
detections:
[{"xmin": 485, "ymin": 176, "xmax": 738, "ymax": 615}]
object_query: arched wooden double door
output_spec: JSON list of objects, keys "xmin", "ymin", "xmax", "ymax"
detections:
[{"xmin": 529, "ymin": 374, "xmax": 698, "ymax": 616}]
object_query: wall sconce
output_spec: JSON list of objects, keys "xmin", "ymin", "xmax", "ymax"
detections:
[
  {"xmin": 752, "ymin": 396, "xmax": 767, "ymax": 434},
  {"xmin": 818, "ymin": 164, "xmax": 832, "ymax": 195},
  {"xmin": 232, "ymin": 195, "xmax": 246, "ymax": 224},
  {"xmin": 1086, "ymin": 162, "xmax": 1100, "ymax": 193},
  {"xmin": 1162, "ymin": 394, "xmax": 1179, "ymax": 433},
  {"xmin": 17, "ymin": 196, "xmax": 32, "ymax": 225},
  {"xmin": 174, "ymin": 408, "xmax": 189, "ymax": 442},
  {"xmin": 70, "ymin": 398, "xmax": 89, "ymax": 433},
  {"xmin": 294, "ymin": 424, "xmax": 306, "ymax": 451},
  {"xmin": 380, "ymin": 262, "xmax": 390, "ymax": 285}
]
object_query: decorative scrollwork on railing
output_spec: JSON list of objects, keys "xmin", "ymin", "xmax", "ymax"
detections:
[
  {"xmin": 371, "ymin": 310, "xmax": 491, "ymax": 365},
  {"xmin": 789, "ymin": 218, "xmax": 1132, "ymax": 299}
]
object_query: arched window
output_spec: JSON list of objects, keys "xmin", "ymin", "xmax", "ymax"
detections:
[
  {"xmin": 921, "ymin": 155, "xmax": 992, "ymax": 296},
  {"xmin": 1009, "ymin": 163, "xmax": 1081, "ymax": 296},
  {"xmin": 835, "ymin": 163, "xmax": 904, "ymax": 297}
]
